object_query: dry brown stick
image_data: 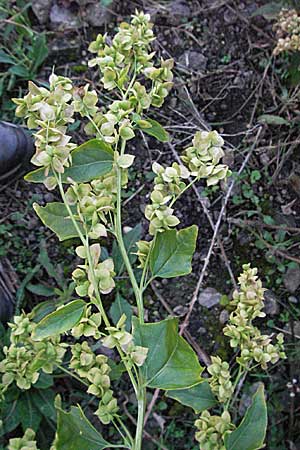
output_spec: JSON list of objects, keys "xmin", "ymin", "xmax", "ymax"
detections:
[
  {"xmin": 182, "ymin": 85, "xmax": 211, "ymax": 131},
  {"xmin": 255, "ymin": 236, "xmax": 300, "ymax": 265},
  {"xmin": 229, "ymin": 218, "xmax": 300, "ymax": 234},
  {"xmin": 191, "ymin": 184, "xmax": 238, "ymax": 290},
  {"xmin": 180, "ymin": 127, "xmax": 262, "ymax": 334},
  {"xmin": 144, "ymin": 387, "xmax": 160, "ymax": 425},
  {"xmin": 271, "ymin": 142, "xmax": 298, "ymax": 184},
  {"xmin": 249, "ymin": 60, "xmax": 272, "ymax": 126}
]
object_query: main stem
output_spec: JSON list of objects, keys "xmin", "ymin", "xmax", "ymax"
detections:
[
  {"xmin": 114, "ymin": 140, "xmax": 146, "ymax": 449},
  {"xmin": 135, "ymin": 385, "xmax": 146, "ymax": 450},
  {"xmin": 115, "ymin": 139, "xmax": 144, "ymax": 323}
]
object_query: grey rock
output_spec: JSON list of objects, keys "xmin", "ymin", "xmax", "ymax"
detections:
[
  {"xmin": 263, "ymin": 290, "xmax": 280, "ymax": 316},
  {"xmin": 197, "ymin": 326, "xmax": 207, "ymax": 335},
  {"xmin": 44, "ymin": 193, "xmax": 55, "ymax": 203},
  {"xmin": 238, "ymin": 382, "xmax": 262, "ymax": 416},
  {"xmin": 84, "ymin": 1, "xmax": 112, "ymax": 27},
  {"xmin": 50, "ymin": 3, "xmax": 80, "ymax": 29},
  {"xmin": 169, "ymin": 0, "xmax": 191, "ymax": 24},
  {"xmin": 199, "ymin": 288, "xmax": 221, "ymax": 309},
  {"xmin": 173, "ymin": 305, "xmax": 188, "ymax": 316},
  {"xmin": 178, "ymin": 51, "xmax": 207, "ymax": 71},
  {"xmin": 223, "ymin": 9, "xmax": 237, "ymax": 25},
  {"xmin": 288, "ymin": 296, "xmax": 299, "ymax": 304},
  {"xmin": 285, "ymin": 321, "xmax": 300, "ymax": 339},
  {"xmin": 32, "ymin": 0, "xmax": 52, "ymax": 24},
  {"xmin": 284, "ymin": 266, "xmax": 300, "ymax": 293},
  {"xmin": 219, "ymin": 309, "xmax": 229, "ymax": 324}
]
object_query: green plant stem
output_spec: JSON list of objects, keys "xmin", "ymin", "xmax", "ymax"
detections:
[
  {"xmin": 224, "ymin": 364, "xmax": 244, "ymax": 411},
  {"xmin": 57, "ymin": 364, "xmax": 89, "ymax": 388},
  {"xmin": 112, "ymin": 419, "xmax": 128, "ymax": 446},
  {"xmin": 115, "ymin": 139, "xmax": 144, "ymax": 322},
  {"xmin": 134, "ymin": 384, "xmax": 146, "ymax": 450},
  {"xmin": 86, "ymin": 112, "xmax": 102, "ymax": 135},
  {"xmin": 113, "ymin": 139, "xmax": 147, "ymax": 450},
  {"xmin": 116, "ymin": 417, "xmax": 134, "ymax": 447},
  {"xmin": 123, "ymin": 58, "xmax": 137, "ymax": 100},
  {"xmin": 169, "ymin": 177, "xmax": 198, "ymax": 207}
]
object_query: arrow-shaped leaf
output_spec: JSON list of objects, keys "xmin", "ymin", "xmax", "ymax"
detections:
[{"xmin": 133, "ymin": 317, "xmax": 204, "ymax": 390}]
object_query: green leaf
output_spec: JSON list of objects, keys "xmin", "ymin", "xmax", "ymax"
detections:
[
  {"xmin": 34, "ymin": 373, "xmax": 54, "ymax": 389},
  {"xmin": 112, "ymin": 223, "xmax": 142, "ymax": 275},
  {"xmin": 33, "ymin": 202, "xmax": 84, "ymax": 241},
  {"xmin": 54, "ymin": 404, "xmax": 112, "ymax": 450},
  {"xmin": 108, "ymin": 360, "xmax": 126, "ymax": 381},
  {"xmin": 133, "ymin": 317, "xmax": 204, "ymax": 390},
  {"xmin": 141, "ymin": 118, "xmax": 169, "ymax": 142},
  {"xmin": 26, "ymin": 283, "xmax": 55, "ymax": 297},
  {"xmin": 150, "ymin": 225, "xmax": 198, "ymax": 278},
  {"xmin": 109, "ymin": 293, "xmax": 132, "ymax": 332},
  {"xmin": 225, "ymin": 384, "xmax": 267, "ymax": 450},
  {"xmin": 0, "ymin": 49, "xmax": 15, "ymax": 64},
  {"xmin": 38, "ymin": 242, "xmax": 61, "ymax": 283},
  {"xmin": 25, "ymin": 139, "xmax": 114, "ymax": 184},
  {"xmin": 18, "ymin": 392, "xmax": 42, "ymax": 432},
  {"xmin": 32, "ymin": 299, "xmax": 62, "ymax": 323},
  {"xmin": 0, "ymin": 400, "xmax": 21, "ymax": 436},
  {"xmin": 8, "ymin": 65, "xmax": 30, "ymax": 78},
  {"xmin": 166, "ymin": 381, "xmax": 217, "ymax": 413},
  {"xmin": 30, "ymin": 34, "xmax": 48, "ymax": 73},
  {"xmin": 32, "ymin": 389, "xmax": 56, "ymax": 422},
  {"xmin": 258, "ymin": 114, "xmax": 289, "ymax": 126},
  {"xmin": 32, "ymin": 299, "xmax": 86, "ymax": 340},
  {"xmin": 251, "ymin": 2, "xmax": 284, "ymax": 20}
]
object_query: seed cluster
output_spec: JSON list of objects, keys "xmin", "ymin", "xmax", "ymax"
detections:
[
  {"xmin": 0, "ymin": 313, "xmax": 66, "ymax": 393},
  {"xmin": 142, "ymin": 130, "xmax": 229, "ymax": 238},
  {"xmin": 207, "ymin": 356, "xmax": 233, "ymax": 403},
  {"xmin": 223, "ymin": 264, "xmax": 285, "ymax": 370},
  {"xmin": 72, "ymin": 243, "xmax": 115, "ymax": 297},
  {"xmin": 195, "ymin": 410, "xmax": 234, "ymax": 450},
  {"xmin": 70, "ymin": 341, "xmax": 118, "ymax": 424},
  {"xmin": 8, "ymin": 428, "xmax": 39, "ymax": 450},
  {"xmin": 274, "ymin": 9, "xmax": 300, "ymax": 55}
]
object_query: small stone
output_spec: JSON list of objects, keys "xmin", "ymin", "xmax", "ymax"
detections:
[
  {"xmin": 44, "ymin": 193, "xmax": 55, "ymax": 203},
  {"xmin": 223, "ymin": 9, "xmax": 237, "ymax": 24},
  {"xmin": 288, "ymin": 296, "xmax": 299, "ymax": 304},
  {"xmin": 284, "ymin": 265, "xmax": 300, "ymax": 293},
  {"xmin": 219, "ymin": 309, "xmax": 229, "ymax": 324},
  {"xmin": 260, "ymin": 152, "xmax": 270, "ymax": 166},
  {"xmin": 222, "ymin": 150, "xmax": 234, "ymax": 168},
  {"xmin": 85, "ymin": 1, "xmax": 113, "ymax": 27},
  {"xmin": 27, "ymin": 217, "xmax": 39, "ymax": 230},
  {"xmin": 178, "ymin": 51, "xmax": 207, "ymax": 71},
  {"xmin": 173, "ymin": 305, "xmax": 188, "ymax": 316},
  {"xmin": 198, "ymin": 288, "xmax": 221, "ymax": 309},
  {"xmin": 50, "ymin": 2, "xmax": 80, "ymax": 29},
  {"xmin": 238, "ymin": 382, "xmax": 262, "ymax": 416},
  {"xmin": 263, "ymin": 290, "xmax": 280, "ymax": 316},
  {"xmin": 197, "ymin": 326, "xmax": 207, "ymax": 335},
  {"xmin": 285, "ymin": 321, "xmax": 300, "ymax": 339},
  {"xmin": 32, "ymin": 0, "xmax": 52, "ymax": 24},
  {"xmin": 169, "ymin": 0, "xmax": 191, "ymax": 24}
]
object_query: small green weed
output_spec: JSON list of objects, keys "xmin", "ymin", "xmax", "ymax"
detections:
[{"xmin": 0, "ymin": 1, "xmax": 48, "ymax": 119}]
